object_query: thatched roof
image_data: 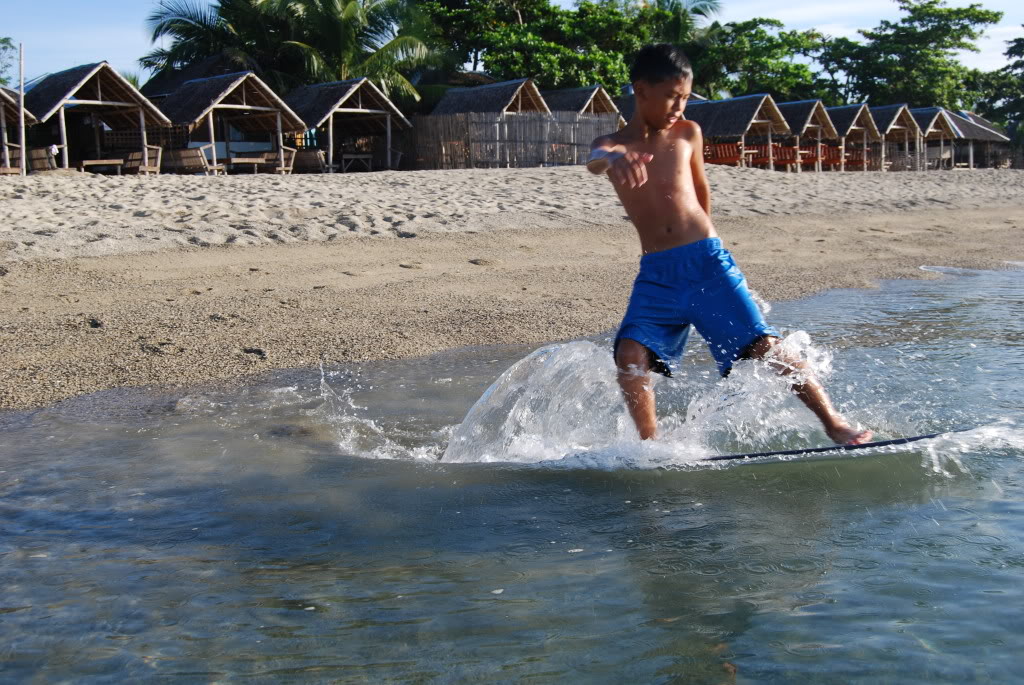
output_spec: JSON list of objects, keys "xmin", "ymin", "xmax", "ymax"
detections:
[
  {"xmin": 1, "ymin": 87, "xmax": 38, "ymax": 125},
  {"xmin": 157, "ymin": 71, "xmax": 305, "ymax": 133},
  {"xmin": 775, "ymin": 99, "xmax": 838, "ymax": 139},
  {"xmin": 284, "ymin": 78, "xmax": 411, "ymax": 134},
  {"xmin": 684, "ymin": 94, "xmax": 790, "ymax": 139},
  {"xmin": 910, "ymin": 107, "xmax": 960, "ymax": 140},
  {"xmin": 142, "ymin": 54, "xmax": 248, "ymax": 99},
  {"xmin": 869, "ymin": 104, "xmax": 920, "ymax": 137},
  {"xmin": 24, "ymin": 62, "xmax": 170, "ymax": 129},
  {"xmin": 947, "ymin": 111, "xmax": 1010, "ymax": 142},
  {"xmin": 955, "ymin": 111, "xmax": 1010, "ymax": 140},
  {"xmin": 432, "ymin": 79, "xmax": 550, "ymax": 115},
  {"xmin": 542, "ymin": 86, "xmax": 612, "ymax": 114},
  {"xmin": 826, "ymin": 103, "xmax": 881, "ymax": 140}
]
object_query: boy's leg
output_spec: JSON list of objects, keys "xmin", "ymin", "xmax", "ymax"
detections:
[
  {"xmin": 743, "ymin": 336, "xmax": 872, "ymax": 445},
  {"xmin": 616, "ymin": 339, "xmax": 658, "ymax": 440}
]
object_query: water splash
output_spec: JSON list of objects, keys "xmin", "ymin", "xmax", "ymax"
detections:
[{"xmin": 440, "ymin": 334, "xmax": 843, "ymax": 468}]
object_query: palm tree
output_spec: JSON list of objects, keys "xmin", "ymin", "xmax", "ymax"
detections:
[
  {"xmin": 655, "ymin": 0, "xmax": 721, "ymax": 45},
  {"xmin": 271, "ymin": 0, "xmax": 428, "ymax": 99},
  {"xmin": 140, "ymin": 0, "xmax": 429, "ymax": 97}
]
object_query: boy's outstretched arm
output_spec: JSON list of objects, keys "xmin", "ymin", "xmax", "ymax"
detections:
[
  {"xmin": 688, "ymin": 124, "xmax": 712, "ymax": 216},
  {"xmin": 587, "ymin": 136, "xmax": 654, "ymax": 189}
]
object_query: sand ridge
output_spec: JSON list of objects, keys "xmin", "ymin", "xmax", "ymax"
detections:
[{"xmin": 3, "ymin": 166, "xmax": 1024, "ymax": 262}]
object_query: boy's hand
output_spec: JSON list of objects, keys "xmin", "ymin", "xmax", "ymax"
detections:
[{"xmin": 608, "ymin": 152, "xmax": 654, "ymax": 189}]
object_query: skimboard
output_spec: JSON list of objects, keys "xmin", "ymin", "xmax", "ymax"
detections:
[{"xmin": 706, "ymin": 428, "xmax": 972, "ymax": 462}]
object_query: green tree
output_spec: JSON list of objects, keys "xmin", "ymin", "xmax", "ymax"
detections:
[
  {"xmin": 980, "ymin": 27, "xmax": 1024, "ymax": 142},
  {"xmin": 480, "ymin": 0, "xmax": 665, "ymax": 90},
  {"xmin": 682, "ymin": 19, "xmax": 820, "ymax": 100},
  {"xmin": 0, "ymin": 37, "xmax": 15, "ymax": 87},
  {"xmin": 141, "ymin": 0, "xmax": 429, "ymax": 97},
  {"xmin": 811, "ymin": 0, "xmax": 1002, "ymax": 108}
]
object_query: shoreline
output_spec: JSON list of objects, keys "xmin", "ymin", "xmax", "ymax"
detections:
[{"xmin": 2, "ymin": 206, "xmax": 1022, "ymax": 411}]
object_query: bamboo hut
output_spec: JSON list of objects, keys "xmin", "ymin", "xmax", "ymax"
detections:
[
  {"xmin": 23, "ymin": 62, "xmax": 171, "ymax": 172},
  {"xmin": 284, "ymin": 77, "xmax": 411, "ymax": 172},
  {"xmin": 423, "ymin": 79, "xmax": 552, "ymax": 168},
  {"xmin": 909, "ymin": 107, "xmax": 962, "ymax": 170},
  {"xmin": 869, "ymin": 104, "xmax": 921, "ymax": 171},
  {"xmin": 775, "ymin": 99, "xmax": 838, "ymax": 172},
  {"xmin": 684, "ymin": 94, "xmax": 790, "ymax": 169},
  {"xmin": 156, "ymin": 72, "xmax": 305, "ymax": 173},
  {"xmin": 948, "ymin": 111, "xmax": 1011, "ymax": 168},
  {"xmin": 432, "ymin": 78, "xmax": 549, "ymax": 116},
  {"xmin": 542, "ymin": 86, "xmax": 625, "ymax": 127},
  {"xmin": 1, "ymin": 87, "xmax": 37, "ymax": 174},
  {"xmin": 825, "ymin": 104, "xmax": 881, "ymax": 172},
  {"xmin": 615, "ymin": 89, "xmax": 706, "ymax": 123}
]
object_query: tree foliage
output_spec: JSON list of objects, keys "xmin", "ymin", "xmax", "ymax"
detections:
[
  {"xmin": 0, "ymin": 37, "xmax": 15, "ymax": 87},
  {"xmin": 141, "ymin": 0, "xmax": 428, "ymax": 97},
  {"xmin": 811, "ymin": 0, "xmax": 1002, "ymax": 108}
]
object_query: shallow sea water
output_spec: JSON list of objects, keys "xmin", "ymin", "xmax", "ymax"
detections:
[{"xmin": 1, "ymin": 266, "xmax": 1023, "ymax": 683}]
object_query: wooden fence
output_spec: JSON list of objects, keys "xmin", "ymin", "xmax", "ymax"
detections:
[{"xmin": 408, "ymin": 111, "xmax": 622, "ymax": 170}]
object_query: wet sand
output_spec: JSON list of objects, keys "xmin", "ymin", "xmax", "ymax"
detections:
[{"xmin": 1, "ymin": 210, "xmax": 1021, "ymax": 410}]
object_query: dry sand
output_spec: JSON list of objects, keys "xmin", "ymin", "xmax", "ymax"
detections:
[{"xmin": 1, "ymin": 166, "xmax": 1023, "ymax": 410}]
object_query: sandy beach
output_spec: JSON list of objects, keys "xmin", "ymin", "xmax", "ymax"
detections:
[{"xmin": 2, "ymin": 166, "xmax": 1023, "ymax": 410}]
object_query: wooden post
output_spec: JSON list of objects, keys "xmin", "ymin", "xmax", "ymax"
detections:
[
  {"xmin": 207, "ymin": 111, "xmax": 218, "ymax": 166},
  {"xmin": 276, "ymin": 111, "xmax": 284, "ymax": 169},
  {"xmin": 138, "ymin": 108, "xmax": 149, "ymax": 168},
  {"xmin": 386, "ymin": 114, "xmax": 392, "ymax": 169},
  {"xmin": 880, "ymin": 134, "xmax": 886, "ymax": 172},
  {"xmin": 58, "ymin": 105, "xmax": 69, "ymax": 168},
  {"xmin": 18, "ymin": 43, "xmax": 26, "ymax": 175},
  {"xmin": 862, "ymin": 129, "xmax": 867, "ymax": 172},
  {"xmin": 794, "ymin": 134, "xmax": 801, "ymax": 174},
  {"xmin": 939, "ymin": 135, "xmax": 944, "ymax": 170},
  {"xmin": 969, "ymin": 139, "xmax": 974, "ymax": 169},
  {"xmin": 92, "ymin": 115, "xmax": 102, "ymax": 158},
  {"xmin": 328, "ymin": 114, "xmax": 335, "ymax": 173},
  {"xmin": 0, "ymin": 103, "xmax": 9, "ymax": 168},
  {"xmin": 840, "ymin": 135, "xmax": 846, "ymax": 172},
  {"xmin": 767, "ymin": 127, "xmax": 774, "ymax": 171},
  {"xmin": 816, "ymin": 126, "xmax": 822, "ymax": 172},
  {"xmin": 739, "ymin": 133, "xmax": 746, "ymax": 167}
]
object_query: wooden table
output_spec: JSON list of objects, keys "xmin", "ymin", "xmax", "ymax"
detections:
[
  {"xmin": 341, "ymin": 153, "xmax": 373, "ymax": 172},
  {"xmin": 79, "ymin": 159, "xmax": 124, "ymax": 175},
  {"xmin": 228, "ymin": 157, "xmax": 264, "ymax": 174}
]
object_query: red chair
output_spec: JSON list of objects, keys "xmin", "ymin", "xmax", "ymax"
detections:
[{"xmin": 703, "ymin": 143, "xmax": 742, "ymax": 166}]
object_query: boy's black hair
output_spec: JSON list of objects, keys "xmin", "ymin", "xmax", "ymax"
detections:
[{"xmin": 629, "ymin": 44, "xmax": 693, "ymax": 84}]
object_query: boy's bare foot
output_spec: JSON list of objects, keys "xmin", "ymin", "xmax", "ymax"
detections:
[{"xmin": 827, "ymin": 424, "xmax": 873, "ymax": 445}]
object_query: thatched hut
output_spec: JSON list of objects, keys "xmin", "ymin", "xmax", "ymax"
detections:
[
  {"xmin": 948, "ymin": 111, "xmax": 1011, "ymax": 168},
  {"xmin": 432, "ymin": 79, "xmax": 549, "ymax": 116},
  {"xmin": 615, "ymin": 89, "xmax": 706, "ymax": 123},
  {"xmin": 419, "ymin": 79, "xmax": 554, "ymax": 168},
  {"xmin": 284, "ymin": 77, "xmax": 411, "ymax": 171},
  {"xmin": 775, "ymin": 99, "xmax": 838, "ymax": 172},
  {"xmin": 23, "ymin": 62, "xmax": 171, "ymax": 172},
  {"xmin": 910, "ymin": 107, "xmax": 962, "ymax": 170},
  {"xmin": 542, "ymin": 86, "xmax": 624, "ymax": 127},
  {"xmin": 869, "ymin": 104, "xmax": 921, "ymax": 171},
  {"xmin": 825, "ymin": 104, "xmax": 881, "ymax": 171},
  {"xmin": 1, "ymin": 87, "xmax": 37, "ymax": 173},
  {"xmin": 156, "ymin": 71, "xmax": 305, "ymax": 171},
  {"xmin": 684, "ymin": 94, "xmax": 790, "ymax": 169}
]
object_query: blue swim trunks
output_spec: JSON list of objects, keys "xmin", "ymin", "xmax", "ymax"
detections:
[{"xmin": 615, "ymin": 237, "xmax": 779, "ymax": 377}]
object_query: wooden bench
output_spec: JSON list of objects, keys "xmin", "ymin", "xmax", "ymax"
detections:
[
  {"xmin": 746, "ymin": 144, "xmax": 774, "ymax": 168},
  {"xmin": 821, "ymin": 145, "xmax": 844, "ymax": 170},
  {"xmin": 703, "ymin": 143, "xmax": 742, "ymax": 166},
  {"xmin": 256, "ymin": 146, "xmax": 296, "ymax": 174},
  {"xmin": 293, "ymin": 149, "xmax": 336, "ymax": 173},
  {"xmin": 122, "ymin": 146, "xmax": 163, "ymax": 175},
  {"xmin": 844, "ymin": 148, "xmax": 868, "ymax": 170},
  {"xmin": 773, "ymin": 145, "xmax": 800, "ymax": 171},
  {"xmin": 78, "ymin": 159, "xmax": 124, "ymax": 175},
  {"xmin": 162, "ymin": 144, "xmax": 224, "ymax": 175}
]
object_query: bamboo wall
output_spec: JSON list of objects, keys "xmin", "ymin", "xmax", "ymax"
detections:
[{"xmin": 409, "ymin": 112, "xmax": 622, "ymax": 170}]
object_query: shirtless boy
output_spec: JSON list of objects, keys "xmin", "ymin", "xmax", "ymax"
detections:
[{"xmin": 588, "ymin": 44, "xmax": 872, "ymax": 445}]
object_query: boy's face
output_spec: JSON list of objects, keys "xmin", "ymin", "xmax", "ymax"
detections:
[{"xmin": 634, "ymin": 76, "xmax": 693, "ymax": 130}]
